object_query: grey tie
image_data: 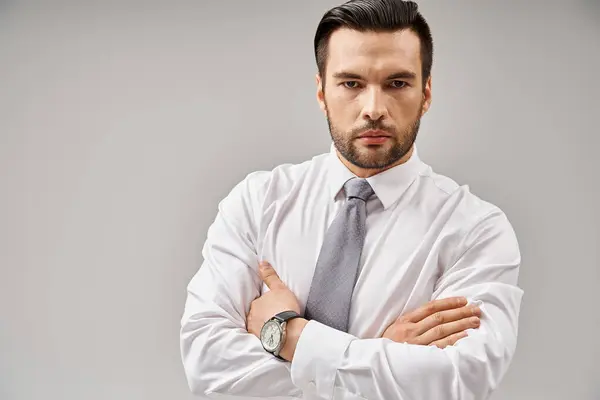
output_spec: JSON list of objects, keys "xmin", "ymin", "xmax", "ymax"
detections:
[{"xmin": 304, "ymin": 178, "xmax": 375, "ymax": 332}]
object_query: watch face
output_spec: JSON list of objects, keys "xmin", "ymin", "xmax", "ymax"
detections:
[{"xmin": 260, "ymin": 320, "xmax": 282, "ymax": 352}]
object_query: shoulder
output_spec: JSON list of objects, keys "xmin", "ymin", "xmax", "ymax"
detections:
[
  {"xmin": 418, "ymin": 165, "xmax": 511, "ymax": 227},
  {"xmin": 221, "ymin": 151, "xmax": 329, "ymax": 211},
  {"xmin": 418, "ymin": 165, "xmax": 520, "ymax": 262}
]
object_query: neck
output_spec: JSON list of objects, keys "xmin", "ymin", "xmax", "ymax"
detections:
[{"xmin": 337, "ymin": 146, "xmax": 414, "ymax": 178}]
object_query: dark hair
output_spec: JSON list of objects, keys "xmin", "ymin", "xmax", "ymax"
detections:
[{"xmin": 314, "ymin": 0, "xmax": 433, "ymax": 88}]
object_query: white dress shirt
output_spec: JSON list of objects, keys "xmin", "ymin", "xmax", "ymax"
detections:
[{"xmin": 180, "ymin": 144, "xmax": 524, "ymax": 400}]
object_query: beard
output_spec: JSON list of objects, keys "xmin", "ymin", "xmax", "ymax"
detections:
[{"xmin": 326, "ymin": 104, "xmax": 422, "ymax": 170}]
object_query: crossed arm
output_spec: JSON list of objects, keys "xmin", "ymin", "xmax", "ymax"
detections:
[
  {"xmin": 247, "ymin": 261, "xmax": 483, "ymax": 362},
  {"xmin": 179, "ymin": 178, "xmax": 524, "ymax": 399}
]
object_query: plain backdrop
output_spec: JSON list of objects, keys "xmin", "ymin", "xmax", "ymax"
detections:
[{"xmin": 1, "ymin": 1, "xmax": 599, "ymax": 399}]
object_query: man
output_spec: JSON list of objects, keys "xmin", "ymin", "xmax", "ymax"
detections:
[{"xmin": 180, "ymin": 0, "xmax": 523, "ymax": 399}]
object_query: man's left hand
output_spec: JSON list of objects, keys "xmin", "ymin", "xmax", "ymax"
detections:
[{"xmin": 246, "ymin": 261, "xmax": 302, "ymax": 338}]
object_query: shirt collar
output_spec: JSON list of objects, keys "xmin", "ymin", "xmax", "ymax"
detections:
[{"xmin": 327, "ymin": 142, "xmax": 427, "ymax": 210}]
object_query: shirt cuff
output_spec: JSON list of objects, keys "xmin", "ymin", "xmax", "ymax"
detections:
[{"xmin": 290, "ymin": 320, "xmax": 355, "ymax": 398}]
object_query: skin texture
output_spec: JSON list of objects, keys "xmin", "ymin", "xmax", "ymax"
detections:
[
  {"xmin": 247, "ymin": 29, "xmax": 480, "ymax": 361},
  {"xmin": 317, "ymin": 28, "xmax": 432, "ymax": 178}
]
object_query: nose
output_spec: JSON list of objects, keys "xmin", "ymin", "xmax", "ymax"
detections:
[{"xmin": 361, "ymin": 86, "xmax": 388, "ymax": 122}]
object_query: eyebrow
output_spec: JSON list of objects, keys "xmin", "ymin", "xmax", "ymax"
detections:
[{"xmin": 332, "ymin": 71, "xmax": 417, "ymax": 81}]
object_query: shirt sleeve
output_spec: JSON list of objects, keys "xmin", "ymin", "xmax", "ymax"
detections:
[
  {"xmin": 179, "ymin": 171, "xmax": 302, "ymax": 399},
  {"xmin": 290, "ymin": 209, "xmax": 524, "ymax": 400}
]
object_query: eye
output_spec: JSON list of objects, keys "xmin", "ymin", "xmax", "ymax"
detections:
[
  {"xmin": 342, "ymin": 81, "xmax": 360, "ymax": 89},
  {"xmin": 390, "ymin": 80, "xmax": 407, "ymax": 89}
]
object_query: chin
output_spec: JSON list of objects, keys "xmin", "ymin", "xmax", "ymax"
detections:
[
  {"xmin": 355, "ymin": 142, "xmax": 391, "ymax": 154},
  {"xmin": 355, "ymin": 153, "xmax": 393, "ymax": 168}
]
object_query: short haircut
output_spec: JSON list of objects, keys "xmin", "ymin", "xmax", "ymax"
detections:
[{"xmin": 314, "ymin": 0, "xmax": 433, "ymax": 88}]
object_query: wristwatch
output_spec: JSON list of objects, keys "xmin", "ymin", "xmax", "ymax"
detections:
[{"xmin": 260, "ymin": 310, "xmax": 302, "ymax": 360}]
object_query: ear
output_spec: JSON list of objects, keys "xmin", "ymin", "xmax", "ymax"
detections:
[
  {"xmin": 421, "ymin": 75, "xmax": 432, "ymax": 116},
  {"xmin": 316, "ymin": 73, "xmax": 327, "ymax": 114}
]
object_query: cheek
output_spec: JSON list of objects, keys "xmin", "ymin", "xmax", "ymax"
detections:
[
  {"xmin": 389, "ymin": 94, "xmax": 424, "ymax": 119},
  {"xmin": 328, "ymin": 106, "xmax": 355, "ymax": 131},
  {"xmin": 325, "ymin": 93, "xmax": 359, "ymax": 121}
]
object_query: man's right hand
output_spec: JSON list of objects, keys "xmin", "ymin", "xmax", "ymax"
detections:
[{"xmin": 382, "ymin": 297, "xmax": 481, "ymax": 349}]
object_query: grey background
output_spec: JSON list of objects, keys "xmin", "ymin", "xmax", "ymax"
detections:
[{"xmin": 1, "ymin": 1, "xmax": 599, "ymax": 399}]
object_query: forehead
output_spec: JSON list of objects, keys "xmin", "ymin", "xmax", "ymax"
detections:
[{"xmin": 326, "ymin": 28, "xmax": 422, "ymax": 77}]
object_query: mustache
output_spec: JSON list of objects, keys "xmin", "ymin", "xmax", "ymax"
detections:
[{"xmin": 351, "ymin": 120, "xmax": 396, "ymax": 137}]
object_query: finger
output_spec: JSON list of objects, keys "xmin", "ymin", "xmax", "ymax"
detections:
[
  {"xmin": 402, "ymin": 297, "xmax": 468, "ymax": 323},
  {"xmin": 430, "ymin": 331, "xmax": 469, "ymax": 349},
  {"xmin": 259, "ymin": 262, "xmax": 286, "ymax": 290},
  {"xmin": 413, "ymin": 305, "xmax": 481, "ymax": 336},
  {"xmin": 416, "ymin": 316, "xmax": 480, "ymax": 345}
]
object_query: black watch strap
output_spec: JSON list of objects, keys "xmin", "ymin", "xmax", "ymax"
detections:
[
  {"xmin": 273, "ymin": 310, "xmax": 301, "ymax": 323},
  {"xmin": 270, "ymin": 311, "xmax": 302, "ymax": 361}
]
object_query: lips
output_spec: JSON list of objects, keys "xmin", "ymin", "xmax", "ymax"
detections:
[
  {"xmin": 357, "ymin": 134, "xmax": 390, "ymax": 145},
  {"xmin": 358, "ymin": 130, "xmax": 391, "ymax": 138}
]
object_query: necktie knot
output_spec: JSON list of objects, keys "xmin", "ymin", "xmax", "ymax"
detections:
[{"xmin": 344, "ymin": 178, "xmax": 375, "ymax": 202}]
